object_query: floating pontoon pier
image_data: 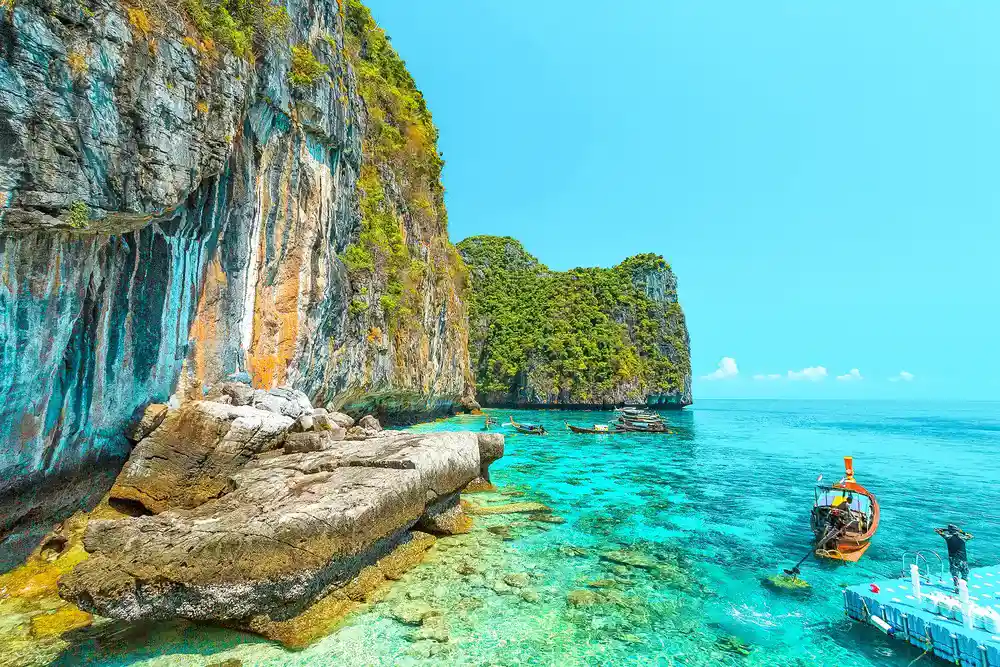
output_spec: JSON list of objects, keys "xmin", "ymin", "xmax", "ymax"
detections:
[{"xmin": 844, "ymin": 561, "xmax": 1000, "ymax": 665}]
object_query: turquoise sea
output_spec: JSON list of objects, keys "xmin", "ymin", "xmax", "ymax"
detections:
[{"xmin": 58, "ymin": 400, "xmax": 1000, "ymax": 666}]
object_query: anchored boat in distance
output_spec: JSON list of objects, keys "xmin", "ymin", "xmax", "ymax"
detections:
[
  {"xmin": 508, "ymin": 416, "xmax": 547, "ymax": 435},
  {"xmin": 565, "ymin": 407, "xmax": 673, "ymax": 434}
]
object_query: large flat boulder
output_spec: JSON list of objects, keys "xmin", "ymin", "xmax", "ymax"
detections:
[
  {"xmin": 60, "ymin": 430, "xmax": 490, "ymax": 625},
  {"xmin": 109, "ymin": 402, "xmax": 294, "ymax": 513},
  {"xmin": 464, "ymin": 432, "xmax": 505, "ymax": 492}
]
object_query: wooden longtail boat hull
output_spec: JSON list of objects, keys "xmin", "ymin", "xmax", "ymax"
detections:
[
  {"xmin": 811, "ymin": 456, "xmax": 880, "ymax": 563},
  {"xmin": 566, "ymin": 422, "xmax": 624, "ymax": 434},
  {"xmin": 816, "ymin": 541, "xmax": 872, "ymax": 563},
  {"xmin": 615, "ymin": 418, "xmax": 670, "ymax": 433},
  {"xmin": 509, "ymin": 416, "xmax": 546, "ymax": 435}
]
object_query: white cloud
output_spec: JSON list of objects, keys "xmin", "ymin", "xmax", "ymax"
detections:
[
  {"xmin": 890, "ymin": 371, "xmax": 915, "ymax": 382},
  {"xmin": 702, "ymin": 357, "xmax": 739, "ymax": 380},
  {"xmin": 753, "ymin": 373, "xmax": 782, "ymax": 381},
  {"xmin": 787, "ymin": 366, "xmax": 828, "ymax": 382},
  {"xmin": 836, "ymin": 368, "xmax": 863, "ymax": 382}
]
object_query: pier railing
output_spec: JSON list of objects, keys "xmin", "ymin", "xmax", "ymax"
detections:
[{"xmin": 903, "ymin": 549, "xmax": 946, "ymax": 585}]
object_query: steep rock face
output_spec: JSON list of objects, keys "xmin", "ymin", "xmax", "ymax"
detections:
[
  {"xmin": 458, "ymin": 235, "xmax": 692, "ymax": 408},
  {"xmin": 0, "ymin": 0, "xmax": 471, "ymax": 568}
]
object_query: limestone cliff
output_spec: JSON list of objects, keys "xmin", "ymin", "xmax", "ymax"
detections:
[
  {"xmin": 458, "ymin": 235, "xmax": 692, "ymax": 409},
  {"xmin": 0, "ymin": 0, "xmax": 472, "ymax": 568}
]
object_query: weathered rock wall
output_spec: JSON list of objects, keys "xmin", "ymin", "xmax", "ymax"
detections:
[{"xmin": 0, "ymin": 0, "xmax": 471, "ymax": 568}]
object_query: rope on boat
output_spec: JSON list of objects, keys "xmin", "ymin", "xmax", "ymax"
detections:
[{"xmin": 906, "ymin": 647, "xmax": 932, "ymax": 666}]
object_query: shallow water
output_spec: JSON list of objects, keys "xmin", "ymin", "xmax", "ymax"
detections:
[{"xmin": 54, "ymin": 400, "xmax": 1000, "ymax": 666}]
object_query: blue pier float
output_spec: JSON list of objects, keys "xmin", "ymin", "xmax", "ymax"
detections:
[{"xmin": 844, "ymin": 565, "xmax": 1000, "ymax": 665}]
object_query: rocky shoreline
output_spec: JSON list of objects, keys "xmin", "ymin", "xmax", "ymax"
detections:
[{"xmin": 0, "ymin": 385, "xmax": 503, "ymax": 660}]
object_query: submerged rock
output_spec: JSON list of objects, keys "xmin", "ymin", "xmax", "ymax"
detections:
[
  {"xmin": 466, "ymin": 502, "xmax": 552, "ymax": 516},
  {"xmin": 28, "ymin": 605, "xmax": 93, "ymax": 639},
  {"xmin": 599, "ymin": 550, "xmax": 660, "ymax": 570},
  {"xmin": 559, "ymin": 545, "xmax": 589, "ymax": 558},
  {"xmin": 503, "ymin": 573, "xmax": 531, "ymax": 589},
  {"xmin": 417, "ymin": 493, "xmax": 473, "ymax": 535},
  {"xmin": 457, "ymin": 596, "xmax": 484, "ymax": 612},
  {"xmin": 246, "ymin": 594, "xmax": 355, "ymax": 650},
  {"xmin": 567, "ymin": 590, "xmax": 600, "ymax": 607},
  {"xmin": 487, "ymin": 525, "xmax": 513, "ymax": 540},
  {"xmin": 409, "ymin": 614, "xmax": 449, "ymax": 643},
  {"xmin": 378, "ymin": 532, "xmax": 438, "ymax": 581},
  {"xmin": 762, "ymin": 574, "xmax": 812, "ymax": 595},
  {"xmin": 492, "ymin": 580, "xmax": 514, "ymax": 595},
  {"xmin": 207, "ymin": 660, "xmax": 243, "ymax": 667},
  {"xmin": 716, "ymin": 635, "xmax": 754, "ymax": 656},
  {"xmin": 391, "ymin": 601, "xmax": 440, "ymax": 626},
  {"xmin": 456, "ymin": 562, "xmax": 481, "ymax": 576},
  {"xmin": 463, "ymin": 478, "xmax": 498, "ymax": 493}
]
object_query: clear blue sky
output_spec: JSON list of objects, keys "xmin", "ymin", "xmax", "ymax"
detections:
[{"xmin": 366, "ymin": 1, "xmax": 1000, "ymax": 400}]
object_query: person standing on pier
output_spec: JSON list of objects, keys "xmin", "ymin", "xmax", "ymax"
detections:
[{"xmin": 936, "ymin": 524, "xmax": 974, "ymax": 590}]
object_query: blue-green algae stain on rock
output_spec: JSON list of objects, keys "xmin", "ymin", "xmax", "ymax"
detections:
[{"xmin": 53, "ymin": 400, "xmax": 1000, "ymax": 666}]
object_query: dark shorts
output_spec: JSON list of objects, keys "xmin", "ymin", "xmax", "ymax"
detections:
[{"xmin": 950, "ymin": 556, "xmax": 970, "ymax": 582}]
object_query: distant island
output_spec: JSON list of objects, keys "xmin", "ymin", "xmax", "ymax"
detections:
[{"xmin": 458, "ymin": 236, "xmax": 692, "ymax": 409}]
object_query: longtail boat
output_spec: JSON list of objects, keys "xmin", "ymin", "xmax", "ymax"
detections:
[
  {"xmin": 616, "ymin": 407, "xmax": 652, "ymax": 417},
  {"xmin": 509, "ymin": 416, "xmax": 546, "ymax": 435},
  {"xmin": 614, "ymin": 410, "xmax": 671, "ymax": 433},
  {"xmin": 618, "ymin": 420, "xmax": 670, "ymax": 433},
  {"xmin": 811, "ymin": 456, "xmax": 880, "ymax": 562},
  {"xmin": 566, "ymin": 422, "xmax": 623, "ymax": 434}
]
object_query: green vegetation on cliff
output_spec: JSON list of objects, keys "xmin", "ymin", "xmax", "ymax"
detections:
[
  {"xmin": 457, "ymin": 236, "xmax": 691, "ymax": 406},
  {"xmin": 181, "ymin": 0, "xmax": 290, "ymax": 57},
  {"xmin": 342, "ymin": 0, "xmax": 464, "ymax": 338}
]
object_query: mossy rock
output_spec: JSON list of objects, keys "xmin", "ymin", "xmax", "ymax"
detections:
[
  {"xmin": 558, "ymin": 545, "xmax": 588, "ymax": 558},
  {"xmin": 247, "ymin": 595, "xmax": 356, "ymax": 649},
  {"xmin": 29, "ymin": 604, "xmax": 92, "ymax": 638},
  {"xmin": 567, "ymin": 589, "xmax": 600, "ymax": 607},
  {"xmin": 762, "ymin": 574, "xmax": 812, "ymax": 595},
  {"xmin": 599, "ymin": 549, "xmax": 659, "ymax": 570},
  {"xmin": 463, "ymin": 479, "xmax": 497, "ymax": 493},
  {"xmin": 715, "ymin": 635, "xmax": 753, "ymax": 656},
  {"xmin": 466, "ymin": 502, "xmax": 552, "ymax": 516},
  {"xmin": 377, "ymin": 532, "xmax": 436, "ymax": 580},
  {"xmin": 0, "ymin": 504, "xmax": 126, "ymax": 603}
]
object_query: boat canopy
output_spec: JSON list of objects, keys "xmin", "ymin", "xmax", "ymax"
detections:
[{"xmin": 814, "ymin": 486, "xmax": 873, "ymax": 514}]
